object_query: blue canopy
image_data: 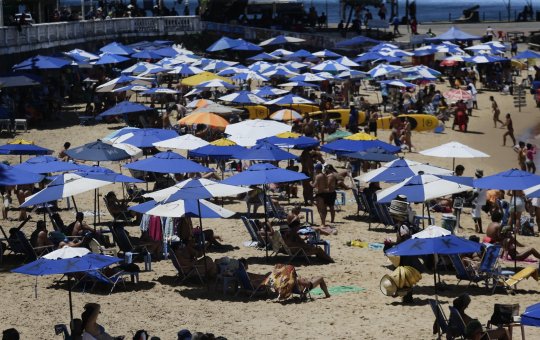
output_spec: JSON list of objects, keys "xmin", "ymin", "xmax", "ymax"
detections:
[
  {"xmin": 94, "ymin": 53, "xmax": 130, "ymax": 65},
  {"xmin": 14, "ymin": 156, "xmax": 81, "ymax": 173},
  {"xmin": 342, "ymin": 148, "xmax": 399, "ymax": 162},
  {"xmin": 231, "ymin": 41, "xmax": 263, "ymax": 52},
  {"xmin": 521, "ymin": 303, "xmax": 540, "ymax": 327},
  {"xmin": 222, "ymin": 163, "xmax": 308, "ymax": 186},
  {"xmin": 247, "ymin": 53, "xmax": 279, "ymax": 61},
  {"xmin": 266, "ymin": 93, "xmax": 314, "ymax": 105},
  {"xmin": 117, "ymin": 128, "xmax": 178, "ymax": 148},
  {"xmin": 72, "ymin": 165, "xmax": 143, "ymax": 183},
  {"xmin": 425, "ymin": 26, "xmax": 481, "ymax": 42},
  {"xmin": 259, "ymin": 135, "xmax": 319, "ymax": 149},
  {"xmin": 189, "ymin": 144, "xmax": 248, "ymax": 160},
  {"xmin": 100, "ymin": 42, "xmax": 135, "ymax": 56},
  {"xmin": 0, "ymin": 143, "xmax": 52, "ymax": 155},
  {"xmin": 253, "ymin": 86, "xmax": 288, "ymax": 97},
  {"xmin": 353, "ymin": 52, "xmax": 388, "ymax": 62},
  {"xmin": 123, "ymin": 151, "xmax": 211, "ymax": 174},
  {"xmin": 233, "ymin": 141, "xmax": 297, "ymax": 161},
  {"xmin": 12, "ymin": 55, "xmax": 71, "ymax": 70},
  {"xmin": 65, "ymin": 140, "xmax": 132, "ymax": 162},
  {"xmin": 474, "ymin": 169, "xmax": 540, "ymax": 190},
  {"xmin": 131, "ymin": 50, "xmax": 162, "ymax": 59},
  {"xmin": 513, "ymin": 50, "xmax": 540, "ymax": 60},
  {"xmin": 285, "ymin": 49, "xmax": 316, "ymax": 60},
  {"xmin": 336, "ymin": 35, "xmax": 379, "ymax": 47},
  {"xmin": 321, "ymin": 139, "xmax": 400, "ymax": 154},
  {"xmin": 102, "ymin": 127, "xmax": 139, "ymax": 142},
  {"xmin": 98, "ymin": 101, "xmax": 153, "ymax": 117},
  {"xmin": 153, "ymin": 46, "xmax": 180, "ymax": 57},
  {"xmin": 206, "ymin": 37, "xmax": 242, "ymax": 52},
  {"xmin": 0, "ymin": 163, "xmax": 44, "ymax": 186},
  {"xmin": 385, "ymin": 235, "xmax": 482, "ymax": 256}
]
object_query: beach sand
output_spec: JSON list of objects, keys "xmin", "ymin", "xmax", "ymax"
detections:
[{"xmin": 1, "ymin": 34, "xmax": 540, "ymax": 339}]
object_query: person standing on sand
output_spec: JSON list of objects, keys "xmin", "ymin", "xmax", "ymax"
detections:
[
  {"xmin": 502, "ymin": 113, "xmax": 516, "ymax": 146},
  {"xmin": 490, "ymin": 96, "xmax": 503, "ymax": 127},
  {"xmin": 325, "ymin": 165, "xmax": 338, "ymax": 224},
  {"xmin": 311, "ymin": 163, "xmax": 329, "ymax": 227},
  {"xmin": 526, "ymin": 143, "xmax": 536, "ymax": 173},
  {"xmin": 515, "ymin": 141, "xmax": 527, "ymax": 170}
]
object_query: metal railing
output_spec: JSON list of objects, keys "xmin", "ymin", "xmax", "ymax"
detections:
[{"xmin": 0, "ymin": 16, "xmax": 202, "ymax": 55}]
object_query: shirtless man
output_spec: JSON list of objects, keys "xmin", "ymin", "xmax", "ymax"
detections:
[
  {"xmin": 485, "ymin": 211, "xmax": 504, "ymax": 244},
  {"xmin": 325, "ymin": 165, "xmax": 338, "ymax": 224},
  {"xmin": 72, "ymin": 212, "xmax": 94, "ymax": 236},
  {"xmin": 302, "ymin": 112, "xmax": 316, "ymax": 137},
  {"xmin": 300, "ymin": 148, "xmax": 324, "ymax": 206},
  {"xmin": 58, "ymin": 142, "xmax": 71, "ymax": 161},
  {"xmin": 312, "ymin": 164, "xmax": 330, "ymax": 227}
]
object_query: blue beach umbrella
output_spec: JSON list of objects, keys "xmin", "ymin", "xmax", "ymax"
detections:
[
  {"xmin": 278, "ymin": 81, "xmax": 320, "ymax": 88},
  {"xmin": 218, "ymin": 90, "xmax": 266, "ymax": 105},
  {"xmin": 0, "ymin": 163, "xmax": 44, "ymax": 186},
  {"xmin": 233, "ymin": 141, "xmax": 298, "ymax": 161},
  {"xmin": 148, "ymin": 178, "xmax": 251, "ymax": 202},
  {"xmin": 265, "ymin": 93, "xmax": 314, "ymax": 105},
  {"xmin": 342, "ymin": 148, "xmax": 399, "ymax": 162},
  {"xmin": 380, "ymin": 79, "xmax": 417, "ymax": 88},
  {"xmin": 247, "ymin": 53, "xmax": 279, "ymax": 61},
  {"xmin": 141, "ymin": 88, "xmax": 179, "ymax": 95},
  {"xmin": 206, "ymin": 37, "xmax": 242, "ymax": 52},
  {"xmin": 102, "ymin": 127, "xmax": 140, "ymax": 142},
  {"xmin": 189, "ymin": 144, "xmax": 248, "ymax": 160},
  {"xmin": 336, "ymin": 35, "xmax": 379, "ymax": 47},
  {"xmin": 100, "ymin": 42, "xmax": 135, "ymax": 55},
  {"xmin": 94, "ymin": 53, "xmax": 130, "ymax": 65},
  {"xmin": 284, "ymin": 49, "xmax": 316, "ymax": 61},
  {"xmin": 313, "ymin": 49, "xmax": 342, "ymax": 58},
  {"xmin": 153, "ymin": 46, "xmax": 181, "ymax": 57},
  {"xmin": 321, "ymin": 139, "xmax": 400, "ymax": 154},
  {"xmin": 98, "ymin": 101, "xmax": 153, "ymax": 118},
  {"xmin": 222, "ymin": 163, "xmax": 308, "ymax": 186},
  {"xmin": 260, "ymin": 135, "xmax": 319, "ymax": 149},
  {"xmin": 259, "ymin": 35, "xmax": 305, "ymax": 46},
  {"xmin": 14, "ymin": 156, "xmax": 82, "ymax": 174},
  {"xmin": 521, "ymin": 303, "xmax": 540, "ymax": 327},
  {"xmin": 231, "ymin": 41, "xmax": 263, "ymax": 52},
  {"xmin": 354, "ymin": 52, "xmax": 387, "ymax": 62},
  {"xmin": 131, "ymin": 50, "xmax": 162, "ymax": 59},
  {"xmin": 513, "ymin": 50, "xmax": 540, "ymax": 60},
  {"xmin": 12, "ymin": 247, "xmax": 121, "ymax": 320},
  {"xmin": 12, "ymin": 55, "xmax": 71, "ymax": 70},
  {"xmin": 359, "ymin": 158, "xmax": 452, "ymax": 183},
  {"xmin": 263, "ymin": 67, "xmax": 297, "ymax": 78},
  {"xmin": 114, "ymin": 128, "xmax": 178, "ymax": 148},
  {"xmin": 123, "ymin": 151, "xmax": 211, "ymax": 174},
  {"xmin": 167, "ymin": 64, "xmax": 203, "ymax": 76},
  {"xmin": 0, "ymin": 142, "xmax": 52, "ymax": 156},
  {"xmin": 385, "ymin": 234, "xmax": 481, "ymax": 256},
  {"xmin": 289, "ymin": 73, "xmax": 326, "ymax": 82},
  {"xmin": 72, "ymin": 165, "xmax": 143, "ymax": 183},
  {"xmin": 311, "ymin": 60, "xmax": 350, "ymax": 73},
  {"xmin": 252, "ymin": 86, "xmax": 289, "ymax": 97},
  {"xmin": 65, "ymin": 140, "xmax": 132, "ymax": 162}
]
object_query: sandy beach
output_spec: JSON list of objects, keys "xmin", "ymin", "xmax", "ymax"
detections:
[{"xmin": 1, "ymin": 23, "xmax": 540, "ymax": 340}]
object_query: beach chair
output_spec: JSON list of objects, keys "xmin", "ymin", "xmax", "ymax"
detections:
[
  {"xmin": 503, "ymin": 267, "xmax": 539, "ymax": 293},
  {"xmin": 448, "ymin": 254, "xmax": 485, "ymax": 287},
  {"xmin": 245, "ymin": 192, "xmax": 263, "ymax": 218},
  {"xmin": 247, "ymin": 219, "xmax": 270, "ymax": 249},
  {"xmin": 270, "ymin": 230, "xmax": 310, "ymax": 264},
  {"xmin": 447, "ymin": 306, "xmax": 467, "ymax": 339},
  {"xmin": 370, "ymin": 203, "xmax": 395, "ymax": 231},
  {"xmin": 88, "ymin": 237, "xmax": 117, "ymax": 257},
  {"xmin": 235, "ymin": 263, "xmax": 270, "ymax": 298},
  {"xmin": 428, "ymin": 299, "xmax": 449, "ymax": 340},
  {"xmin": 79, "ymin": 269, "xmax": 128, "ymax": 295},
  {"xmin": 103, "ymin": 197, "xmax": 132, "ymax": 223},
  {"xmin": 240, "ymin": 216, "xmax": 259, "ymax": 247},
  {"xmin": 262, "ymin": 196, "xmax": 287, "ymax": 223},
  {"xmin": 109, "ymin": 224, "xmax": 151, "ymax": 263},
  {"xmin": 352, "ymin": 188, "xmax": 369, "ymax": 216},
  {"xmin": 168, "ymin": 247, "xmax": 204, "ymax": 284},
  {"xmin": 478, "ymin": 245, "xmax": 514, "ymax": 293},
  {"xmin": 0, "ymin": 225, "xmax": 51, "ymax": 262}
]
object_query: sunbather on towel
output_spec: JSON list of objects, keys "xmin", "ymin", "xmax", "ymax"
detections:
[
  {"xmin": 172, "ymin": 240, "xmax": 217, "ymax": 278},
  {"xmin": 265, "ymin": 264, "xmax": 331, "ymax": 299},
  {"xmin": 502, "ymin": 227, "xmax": 540, "ymax": 261}
]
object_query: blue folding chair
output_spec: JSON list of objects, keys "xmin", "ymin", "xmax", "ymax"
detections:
[
  {"xmin": 80, "ymin": 270, "xmax": 128, "ymax": 295},
  {"xmin": 448, "ymin": 254, "xmax": 484, "ymax": 287}
]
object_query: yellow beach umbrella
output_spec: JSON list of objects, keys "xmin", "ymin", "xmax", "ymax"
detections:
[
  {"xmin": 178, "ymin": 112, "xmax": 229, "ymax": 130},
  {"xmin": 344, "ymin": 132, "xmax": 376, "ymax": 141},
  {"xmin": 275, "ymin": 131, "xmax": 301, "ymax": 139},
  {"xmin": 8, "ymin": 139, "xmax": 34, "ymax": 145},
  {"xmin": 181, "ymin": 71, "xmax": 232, "ymax": 86},
  {"xmin": 210, "ymin": 138, "xmax": 237, "ymax": 146}
]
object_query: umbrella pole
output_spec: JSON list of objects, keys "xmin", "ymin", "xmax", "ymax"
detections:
[
  {"xmin": 263, "ymin": 185, "xmax": 269, "ymax": 261},
  {"xmin": 72, "ymin": 197, "xmax": 78, "ymax": 214},
  {"xmin": 93, "ymin": 189, "xmax": 97, "ymax": 228},
  {"xmin": 513, "ymin": 189, "xmax": 517, "ymax": 271},
  {"xmin": 452, "ymin": 157, "xmax": 455, "ymax": 171},
  {"xmin": 68, "ymin": 275, "xmax": 73, "ymax": 322},
  {"xmin": 196, "ymin": 199, "xmax": 209, "ymax": 288},
  {"xmin": 97, "ymin": 188, "xmax": 101, "ymax": 224}
]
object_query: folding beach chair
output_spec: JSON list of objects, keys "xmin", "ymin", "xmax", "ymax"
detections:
[
  {"xmin": 109, "ymin": 224, "xmax": 153, "ymax": 267},
  {"xmin": 428, "ymin": 299, "xmax": 449, "ymax": 340},
  {"xmin": 503, "ymin": 267, "xmax": 538, "ymax": 293},
  {"xmin": 478, "ymin": 245, "xmax": 514, "ymax": 293},
  {"xmin": 240, "ymin": 216, "xmax": 259, "ymax": 247},
  {"xmin": 270, "ymin": 230, "xmax": 311, "ymax": 264},
  {"xmin": 447, "ymin": 306, "xmax": 467, "ymax": 339},
  {"xmin": 103, "ymin": 197, "xmax": 132, "ymax": 223},
  {"xmin": 79, "ymin": 269, "xmax": 128, "ymax": 295},
  {"xmin": 262, "ymin": 196, "xmax": 288, "ymax": 223},
  {"xmin": 352, "ymin": 188, "xmax": 369, "ymax": 216},
  {"xmin": 247, "ymin": 218, "xmax": 270, "ymax": 249},
  {"xmin": 448, "ymin": 254, "xmax": 485, "ymax": 287},
  {"xmin": 0, "ymin": 224, "xmax": 52, "ymax": 262},
  {"xmin": 235, "ymin": 263, "xmax": 270, "ymax": 298},
  {"xmin": 168, "ymin": 247, "xmax": 204, "ymax": 284}
]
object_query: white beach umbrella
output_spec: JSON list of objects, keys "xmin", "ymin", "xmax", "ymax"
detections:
[
  {"xmin": 144, "ymin": 178, "xmax": 251, "ymax": 202},
  {"xmin": 225, "ymin": 119, "xmax": 291, "ymax": 147},
  {"xmin": 153, "ymin": 134, "xmax": 210, "ymax": 151},
  {"xmin": 419, "ymin": 141, "xmax": 490, "ymax": 169},
  {"xmin": 130, "ymin": 198, "xmax": 235, "ymax": 218},
  {"xmin": 357, "ymin": 158, "xmax": 453, "ymax": 183},
  {"xmin": 110, "ymin": 143, "xmax": 143, "ymax": 158},
  {"xmin": 412, "ymin": 225, "xmax": 451, "ymax": 239}
]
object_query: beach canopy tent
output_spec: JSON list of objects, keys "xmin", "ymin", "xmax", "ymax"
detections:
[
  {"xmin": 357, "ymin": 158, "xmax": 453, "ymax": 183},
  {"xmin": 12, "ymin": 55, "xmax": 71, "ymax": 70},
  {"xmin": 14, "ymin": 156, "xmax": 82, "ymax": 174},
  {"xmin": 145, "ymin": 178, "xmax": 250, "ymax": 202},
  {"xmin": 259, "ymin": 35, "xmax": 305, "ymax": 46},
  {"xmin": 0, "ymin": 73, "xmax": 41, "ymax": 87},
  {"xmin": 376, "ymin": 174, "xmax": 474, "ymax": 204},
  {"xmin": 336, "ymin": 35, "xmax": 379, "ymax": 47},
  {"xmin": 97, "ymin": 101, "xmax": 154, "ymax": 118},
  {"xmin": 123, "ymin": 151, "xmax": 212, "ymax": 174},
  {"xmin": 425, "ymin": 26, "xmax": 481, "ymax": 43},
  {"xmin": 0, "ymin": 163, "xmax": 44, "ymax": 186},
  {"xmin": 65, "ymin": 140, "xmax": 132, "ymax": 162},
  {"xmin": 12, "ymin": 247, "xmax": 121, "ymax": 320},
  {"xmin": 153, "ymin": 134, "xmax": 209, "ymax": 151}
]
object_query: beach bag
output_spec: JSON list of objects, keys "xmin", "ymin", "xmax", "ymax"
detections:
[
  {"xmin": 520, "ymin": 216, "xmax": 535, "ymax": 236},
  {"xmin": 489, "ymin": 304, "xmax": 519, "ymax": 326}
]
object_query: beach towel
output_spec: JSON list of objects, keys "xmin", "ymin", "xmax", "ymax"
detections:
[
  {"xmin": 348, "ymin": 240, "xmax": 384, "ymax": 250},
  {"xmin": 310, "ymin": 285, "xmax": 365, "ymax": 296},
  {"xmin": 264, "ymin": 264, "xmax": 297, "ymax": 300},
  {"xmin": 502, "ymin": 255, "xmax": 538, "ymax": 264}
]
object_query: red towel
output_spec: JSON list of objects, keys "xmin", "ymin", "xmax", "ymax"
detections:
[{"xmin": 148, "ymin": 216, "xmax": 163, "ymax": 241}]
